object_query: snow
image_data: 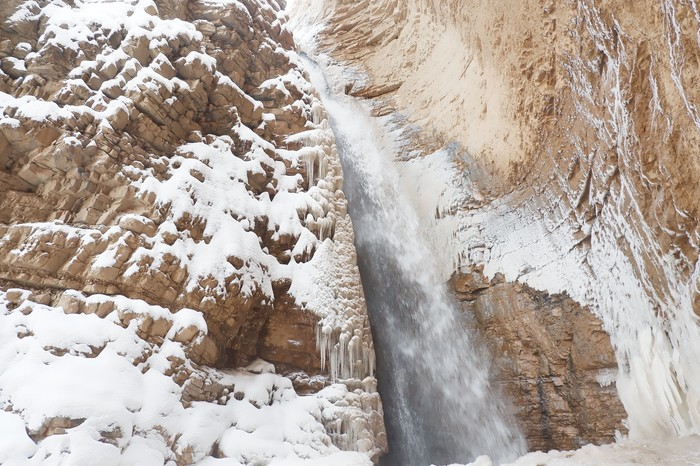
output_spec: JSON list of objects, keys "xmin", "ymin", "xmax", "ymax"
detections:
[
  {"xmin": 270, "ymin": 452, "xmax": 372, "ymax": 466},
  {"xmin": 0, "ymin": 411, "xmax": 37, "ymax": 463},
  {"xmin": 453, "ymin": 435, "xmax": 700, "ymax": 466},
  {"xmin": 0, "ymin": 290, "xmax": 374, "ymax": 465},
  {"xmin": 125, "ymin": 134, "xmax": 323, "ymax": 298},
  {"xmin": 37, "ymin": 0, "xmax": 202, "ymax": 52}
]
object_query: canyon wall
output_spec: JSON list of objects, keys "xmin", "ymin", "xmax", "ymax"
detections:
[
  {"xmin": 0, "ymin": 0, "xmax": 385, "ymax": 463},
  {"xmin": 311, "ymin": 0, "xmax": 700, "ymax": 451}
]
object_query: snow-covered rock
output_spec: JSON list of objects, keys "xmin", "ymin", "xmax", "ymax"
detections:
[
  {"xmin": 0, "ymin": 0, "xmax": 384, "ymax": 463},
  {"xmin": 0, "ymin": 290, "xmax": 377, "ymax": 465}
]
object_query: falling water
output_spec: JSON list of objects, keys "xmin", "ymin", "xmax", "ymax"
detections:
[{"xmin": 296, "ymin": 46, "xmax": 526, "ymax": 465}]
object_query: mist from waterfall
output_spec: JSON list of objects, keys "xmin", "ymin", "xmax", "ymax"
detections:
[{"xmin": 288, "ymin": 10, "xmax": 527, "ymax": 465}]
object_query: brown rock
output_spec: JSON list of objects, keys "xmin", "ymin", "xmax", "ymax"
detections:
[
  {"xmin": 453, "ymin": 272, "xmax": 627, "ymax": 451},
  {"xmin": 5, "ymin": 288, "xmax": 27, "ymax": 304},
  {"xmin": 33, "ymin": 417, "xmax": 85, "ymax": 439},
  {"xmin": 188, "ymin": 335, "xmax": 219, "ymax": 366},
  {"xmin": 118, "ymin": 215, "xmax": 157, "ymax": 237},
  {"xmin": 151, "ymin": 318, "xmax": 173, "ymax": 338},
  {"xmin": 36, "ymin": 127, "xmax": 61, "ymax": 147}
]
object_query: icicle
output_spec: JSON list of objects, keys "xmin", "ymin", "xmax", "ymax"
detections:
[
  {"xmin": 304, "ymin": 150, "xmax": 316, "ymax": 189},
  {"xmin": 317, "ymin": 217, "xmax": 334, "ymax": 241},
  {"xmin": 329, "ymin": 340, "xmax": 338, "ymax": 380},
  {"xmin": 338, "ymin": 331, "xmax": 349, "ymax": 379},
  {"xmin": 316, "ymin": 323, "xmax": 333, "ymax": 372},
  {"xmin": 311, "ymin": 101, "xmax": 324, "ymax": 125},
  {"xmin": 318, "ymin": 148, "xmax": 327, "ymax": 180}
]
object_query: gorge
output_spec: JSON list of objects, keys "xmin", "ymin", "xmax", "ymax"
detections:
[{"xmin": 1, "ymin": 0, "xmax": 700, "ymax": 465}]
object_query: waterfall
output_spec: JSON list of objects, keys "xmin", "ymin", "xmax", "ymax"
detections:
[{"xmin": 288, "ymin": 12, "xmax": 527, "ymax": 465}]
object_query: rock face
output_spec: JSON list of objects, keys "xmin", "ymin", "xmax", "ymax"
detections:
[
  {"xmin": 304, "ymin": 0, "xmax": 700, "ymax": 452},
  {"xmin": 453, "ymin": 270, "xmax": 627, "ymax": 451},
  {"xmin": 0, "ymin": 287, "xmax": 384, "ymax": 465},
  {"xmin": 0, "ymin": 0, "xmax": 385, "ymax": 463}
]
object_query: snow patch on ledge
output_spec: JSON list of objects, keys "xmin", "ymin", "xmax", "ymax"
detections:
[
  {"xmin": 457, "ymin": 435, "xmax": 700, "ymax": 466},
  {"xmin": 0, "ymin": 289, "xmax": 374, "ymax": 465}
]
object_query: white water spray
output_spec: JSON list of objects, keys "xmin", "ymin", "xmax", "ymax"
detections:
[{"xmin": 286, "ymin": 5, "xmax": 527, "ymax": 465}]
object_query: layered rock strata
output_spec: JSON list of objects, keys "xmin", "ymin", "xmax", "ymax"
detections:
[
  {"xmin": 0, "ymin": 0, "xmax": 385, "ymax": 463},
  {"xmin": 453, "ymin": 270, "xmax": 626, "ymax": 451}
]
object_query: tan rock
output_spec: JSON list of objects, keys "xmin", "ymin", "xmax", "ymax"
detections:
[
  {"xmin": 188, "ymin": 335, "xmax": 218, "ymax": 366},
  {"xmin": 55, "ymin": 293, "xmax": 83, "ymax": 315},
  {"xmin": 5, "ymin": 288, "xmax": 28, "ymax": 304},
  {"xmin": 34, "ymin": 416, "xmax": 85, "ymax": 439},
  {"xmin": 173, "ymin": 324, "xmax": 200, "ymax": 344},
  {"xmin": 151, "ymin": 318, "xmax": 173, "ymax": 338},
  {"xmin": 118, "ymin": 215, "xmax": 157, "ymax": 237}
]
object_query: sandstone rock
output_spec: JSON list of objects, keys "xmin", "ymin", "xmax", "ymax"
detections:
[
  {"xmin": 32, "ymin": 416, "xmax": 85, "ymax": 440},
  {"xmin": 0, "ymin": 40, "xmax": 12, "ymax": 56},
  {"xmin": 173, "ymin": 324, "xmax": 200, "ymax": 344},
  {"xmin": 188, "ymin": 335, "xmax": 219, "ymax": 366},
  {"xmin": 5, "ymin": 288, "xmax": 28, "ymax": 304},
  {"xmin": 122, "ymin": 36, "xmax": 150, "ymax": 66},
  {"xmin": 453, "ymin": 273, "xmax": 627, "ymax": 451},
  {"xmin": 118, "ymin": 214, "xmax": 157, "ymax": 237},
  {"xmin": 55, "ymin": 293, "xmax": 83, "ymax": 315},
  {"xmin": 1, "ymin": 57, "xmax": 26, "ymax": 79},
  {"xmin": 150, "ymin": 317, "xmax": 173, "ymax": 338},
  {"xmin": 151, "ymin": 53, "xmax": 177, "ymax": 80}
]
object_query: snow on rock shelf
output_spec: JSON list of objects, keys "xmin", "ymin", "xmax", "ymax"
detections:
[
  {"xmin": 0, "ymin": 0, "xmax": 384, "ymax": 463},
  {"xmin": 0, "ymin": 290, "xmax": 377, "ymax": 465}
]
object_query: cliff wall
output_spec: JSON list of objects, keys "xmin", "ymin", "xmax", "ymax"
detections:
[
  {"xmin": 0, "ymin": 0, "xmax": 385, "ymax": 463},
  {"xmin": 311, "ymin": 0, "xmax": 700, "ymax": 450}
]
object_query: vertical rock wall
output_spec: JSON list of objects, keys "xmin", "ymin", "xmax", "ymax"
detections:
[{"xmin": 309, "ymin": 0, "xmax": 700, "ymax": 450}]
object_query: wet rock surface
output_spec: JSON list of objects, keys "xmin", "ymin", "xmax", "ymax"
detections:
[
  {"xmin": 453, "ymin": 270, "xmax": 627, "ymax": 451},
  {"xmin": 309, "ymin": 0, "xmax": 700, "ymax": 450}
]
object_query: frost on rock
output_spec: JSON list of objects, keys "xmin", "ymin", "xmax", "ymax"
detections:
[
  {"xmin": 286, "ymin": 115, "xmax": 376, "ymax": 383},
  {"xmin": 0, "ymin": 0, "xmax": 382, "ymax": 463},
  {"xmin": 372, "ymin": 0, "xmax": 700, "ymax": 447}
]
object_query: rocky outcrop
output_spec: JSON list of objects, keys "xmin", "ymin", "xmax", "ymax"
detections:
[
  {"xmin": 0, "ymin": 288, "xmax": 384, "ymax": 464},
  {"xmin": 305, "ymin": 0, "xmax": 700, "ymax": 452},
  {"xmin": 0, "ymin": 0, "xmax": 384, "ymax": 463},
  {"xmin": 1, "ymin": 0, "xmax": 332, "ymax": 371},
  {"xmin": 453, "ymin": 270, "xmax": 627, "ymax": 451}
]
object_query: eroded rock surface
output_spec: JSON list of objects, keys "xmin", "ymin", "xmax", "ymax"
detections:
[
  {"xmin": 0, "ymin": 0, "xmax": 385, "ymax": 463},
  {"xmin": 453, "ymin": 270, "xmax": 627, "ymax": 451}
]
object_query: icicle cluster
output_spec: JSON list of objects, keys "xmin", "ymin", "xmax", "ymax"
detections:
[{"xmin": 317, "ymin": 322, "xmax": 375, "ymax": 381}]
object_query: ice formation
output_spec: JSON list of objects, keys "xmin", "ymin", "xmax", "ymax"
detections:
[
  {"xmin": 286, "ymin": 6, "xmax": 526, "ymax": 464},
  {"xmin": 288, "ymin": 0, "xmax": 700, "ymax": 463},
  {"xmin": 380, "ymin": 0, "xmax": 700, "ymax": 452}
]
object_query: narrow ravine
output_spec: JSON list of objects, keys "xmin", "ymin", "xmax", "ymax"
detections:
[{"xmin": 293, "ymin": 32, "xmax": 527, "ymax": 466}]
